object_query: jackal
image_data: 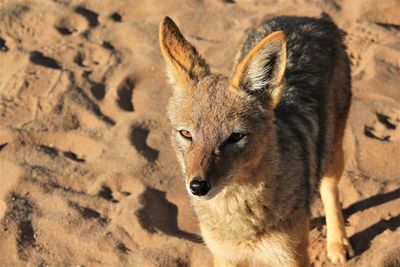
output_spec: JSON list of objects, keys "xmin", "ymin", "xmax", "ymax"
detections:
[{"xmin": 160, "ymin": 15, "xmax": 353, "ymax": 266}]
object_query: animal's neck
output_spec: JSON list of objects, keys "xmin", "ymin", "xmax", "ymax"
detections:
[{"xmin": 192, "ymin": 168, "xmax": 279, "ymax": 239}]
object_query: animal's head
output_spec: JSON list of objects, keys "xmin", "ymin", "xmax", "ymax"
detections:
[{"xmin": 159, "ymin": 17, "xmax": 287, "ymax": 199}]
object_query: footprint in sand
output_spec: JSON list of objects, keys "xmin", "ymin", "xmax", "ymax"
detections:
[
  {"xmin": 102, "ymin": 41, "xmax": 115, "ymax": 51},
  {"xmin": 90, "ymin": 81, "xmax": 106, "ymax": 101},
  {"xmin": 36, "ymin": 132, "xmax": 105, "ymax": 163},
  {"xmin": 55, "ymin": 25, "xmax": 74, "ymax": 36},
  {"xmin": 116, "ymin": 76, "xmax": 135, "ymax": 112},
  {"xmin": 37, "ymin": 144, "xmax": 86, "ymax": 163},
  {"xmin": 54, "ymin": 11, "xmax": 88, "ymax": 36},
  {"xmin": 3, "ymin": 193, "xmax": 38, "ymax": 261},
  {"xmin": 116, "ymin": 241, "xmax": 131, "ymax": 254},
  {"xmin": 0, "ymin": 37, "xmax": 8, "ymax": 52},
  {"xmin": 97, "ymin": 185, "xmax": 119, "ymax": 203},
  {"xmin": 66, "ymin": 85, "xmax": 115, "ymax": 126},
  {"xmin": 93, "ymin": 73, "xmax": 137, "ymax": 123},
  {"xmin": 74, "ymin": 51, "xmax": 87, "ymax": 67},
  {"xmin": 82, "ymin": 71, "xmax": 106, "ymax": 101},
  {"xmin": 73, "ymin": 45, "xmax": 115, "ymax": 105},
  {"xmin": 68, "ymin": 201, "xmax": 109, "ymax": 225},
  {"xmin": 364, "ymin": 110, "xmax": 400, "ymax": 141},
  {"xmin": 53, "ymin": 5, "xmax": 99, "ymax": 37},
  {"xmin": 74, "ymin": 43, "xmax": 112, "ymax": 69},
  {"xmin": 63, "ymin": 151, "xmax": 86, "ymax": 163},
  {"xmin": 74, "ymin": 6, "xmax": 99, "ymax": 28},
  {"xmin": 29, "ymin": 51, "xmax": 61, "ymax": 70},
  {"xmin": 130, "ymin": 125, "xmax": 159, "ymax": 162},
  {"xmin": 109, "ymin": 12, "xmax": 122, "ymax": 23}
]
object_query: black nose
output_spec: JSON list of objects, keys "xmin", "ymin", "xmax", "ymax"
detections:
[{"xmin": 189, "ymin": 178, "xmax": 211, "ymax": 196}]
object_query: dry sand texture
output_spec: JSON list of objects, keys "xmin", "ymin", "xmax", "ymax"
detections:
[{"xmin": 0, "ymin": 0, "xmax": 399, "ymax": 266}]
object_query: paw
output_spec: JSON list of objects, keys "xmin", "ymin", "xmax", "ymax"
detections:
[{"xmin": 327, "ymin": 238, "xmax": 354, "ymax": 264}]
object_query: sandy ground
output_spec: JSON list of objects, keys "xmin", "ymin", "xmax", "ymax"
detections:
[{"xmin": 0, "ymin": 0, "xmax": 399, "ymax": 266}]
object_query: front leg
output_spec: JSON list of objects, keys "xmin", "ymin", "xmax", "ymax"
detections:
[{"xmin": 319, "ymin": 115, "xmax": 354, "ymax": 264}]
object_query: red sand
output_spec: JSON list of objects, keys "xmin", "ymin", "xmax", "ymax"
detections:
[{"xmin": 0, "ymin": 0, "xmax": 399, "ymax": 266}]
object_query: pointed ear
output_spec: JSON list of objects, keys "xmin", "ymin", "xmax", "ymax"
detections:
[
  {"xmin": 231, "ymin": 31, "xmax": 287, "ymax": 107},
  {"xmin": 159, "ymin": 17, "xmax": 210, "ymax": 89}
]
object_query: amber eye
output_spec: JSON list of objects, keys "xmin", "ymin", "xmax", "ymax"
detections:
[
  {"xmin": 227, "ymin": 132, "xmax": 245, "ymax": 143},
  {"xmin": 179, "ymin": 130, "xmax": 192, "ymax": 140}
]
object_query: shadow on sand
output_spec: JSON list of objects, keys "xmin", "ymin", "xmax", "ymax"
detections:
[
  {"xmin": 136, "ymin": 187, "xmax": 202, "ymax": 243},
  {"xmin": 311, "ymin": 187, "xmax": 400, "ymax": 256}
]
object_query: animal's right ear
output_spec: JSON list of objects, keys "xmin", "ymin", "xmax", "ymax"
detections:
[
  {"xmin": 231, "ymin": 31, "xmax": 287, "ymax": 108},
  {"xmin": 159, "ymin": 17, "xmax": 210, "ymax": 89}
]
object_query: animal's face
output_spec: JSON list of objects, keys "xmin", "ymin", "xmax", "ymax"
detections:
[
  {"xmin": 159, "ymin": 17, "xmax": 287, "ymax": 198},
  {"xmin": 168, "ymin": 75, "xmax": 272, "ymax": 198}
]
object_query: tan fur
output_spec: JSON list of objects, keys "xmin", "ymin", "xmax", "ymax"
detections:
[
  {"xmin": 160, "ymin": 16, "xmax": 353, "ymax": 267},
  {"xmin": 159, "ymin": 17, "xmax": 209, "ymax": 89},
  {"xmin": 231, "ymin": 31, "xmax": 287, "ymax": 107}
]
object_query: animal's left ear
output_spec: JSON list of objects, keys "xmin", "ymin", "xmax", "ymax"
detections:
[
  {"xmin": 231, "ymin": 31, "xmax": 287, "ymax": 107},
  {"xmin": 159, "ymin": 16, "xmax": 210, "ymax": 89}
]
